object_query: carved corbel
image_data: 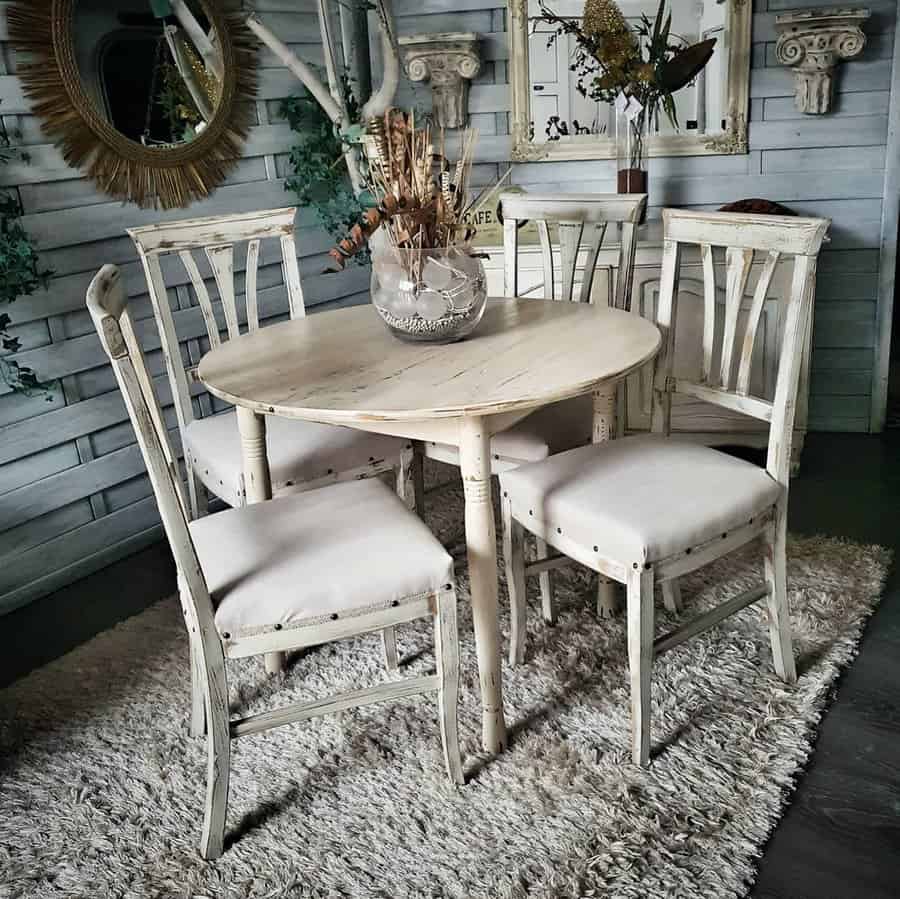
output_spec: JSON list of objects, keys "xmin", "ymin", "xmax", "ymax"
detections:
[
  {"xmin": 774, "ymin": 8, "xmax": 870, "ymax": 114},
  {"xmin": 399, "ymin": 32, "xmax": 482, "ymax": 128}
]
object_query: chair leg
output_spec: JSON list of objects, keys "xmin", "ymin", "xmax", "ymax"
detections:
[
  {"xmin": 198, "ymin": 642, "xmax": 231, "ymax": 860},
  {"xmin": 190, "ymin": 640, "xmax": 206, "ymax": 737},
  {"xmin": 661, "ymin": 579, "xmax": 683, "ymax": 613},
  {"xmin": 502, "ymin": 494, "xmax": 528, "ymax": 666},
  {"xmin": 396, "ymin": 442, "xmax": 421, "ymax": 513},
  {"xmin": 264, "ymin": 653, "xmax": 285, "ymax": 674},
  {"xmin": 534, "ymin": 537, "xmax": 557, "ymax": 626},
  {"xmin": 626, "ymin": 566, "xmax": 654, "ymax": 767},
  {"xmin": 412, "ymin": 442, "xmax": 426, "ymax": 516},
  {"xmin": 763, "ymin": 505, "xmax": 797, "ymax": 684},
  {"xmin": 187, "ymin": 464, "xmax": 209, "ymax": 520},
  {"xmin": 434, "ymin": 588, "xmax": 465, "ymax": 785},
  {"xmin": 381, "ymin": 627, "xmax": 400, "ymax": 670},
  {"xmin": 596, "ymin": 578, "xmax": 620, "ymax": 619}
]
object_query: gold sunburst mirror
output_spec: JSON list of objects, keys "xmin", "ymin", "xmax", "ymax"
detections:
[{"xmin": 8, "ymin": 0, "xmax": 257, "ymax": 209}]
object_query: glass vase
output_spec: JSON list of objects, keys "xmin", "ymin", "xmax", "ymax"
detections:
[
  {"xmin": 370, "ymin": 244, "xmax": 488, "ymax": 343},
  {"xmin": 615, "ymin": 98, "xmax": 650, "ymax": 222}
]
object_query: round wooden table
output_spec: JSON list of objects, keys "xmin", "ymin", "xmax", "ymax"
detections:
[{"xmin": 199, "ymin": 298, "xmax": 661, "ymax": 753}]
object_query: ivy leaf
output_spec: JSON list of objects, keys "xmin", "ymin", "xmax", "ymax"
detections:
[
  {"xmin": 3, "ymin": 336, "xmax": 21, "ymax": 352},
  {"xmin": 341, "ymin": 124, "xmax": 367, "ymax": 144}
]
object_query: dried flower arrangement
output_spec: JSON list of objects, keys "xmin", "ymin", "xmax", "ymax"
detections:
[
  {"xmin": 538, "ymin": 0, "xmax": 716, "ymax": 193},
  {"xmin": 327, "ymin": 108, "xmax": 505, "ymax": 341},
  {"xmin": 328, "ymin": 109, "xmax": 487, "ymax": 270}
]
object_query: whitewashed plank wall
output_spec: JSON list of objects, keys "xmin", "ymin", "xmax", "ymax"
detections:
[
  {"xmin": 0, "ymin": 0, "xmax": 895, "ymax": 613},
  {"xmin": 0, "ymin": 0, "xmax": 368, "ymax": 613}
]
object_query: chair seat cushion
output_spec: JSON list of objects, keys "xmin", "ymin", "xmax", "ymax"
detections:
[
  {"xmin": 491, "ymin": 394, "xmax": 594, "ymax": 463},
  {"xmin": 189, "ymin": 479, "xmax": 454, "ymax": 641},
  {"xmin": 185, "ymin": 411, "xmax": 406, "ymax": 506},
  {"xmin": 499, "ymin": 435, "xmax": 783, "ymax": 566}
]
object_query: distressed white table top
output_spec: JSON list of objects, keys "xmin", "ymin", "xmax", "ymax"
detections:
[{"xmin": 198, "ymin": 298, "xmax": 661, "ymax": 423}]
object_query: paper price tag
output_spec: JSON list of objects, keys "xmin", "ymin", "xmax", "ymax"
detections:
[{"xmin": 624, "ymin": 97, "xmax": 644, "ymax": 122}]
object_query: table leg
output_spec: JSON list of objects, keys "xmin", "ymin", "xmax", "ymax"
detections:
[
  {"xmin": 592, "ymin": 387, "xmax": 620, "ymax": 619},
  {"xmin": 459, "ymin": 416, "xmax": 507, "ymax": 754},
  {"xmin": 235, "ymin": 407, "xmax": 283, "ymax": 674}
]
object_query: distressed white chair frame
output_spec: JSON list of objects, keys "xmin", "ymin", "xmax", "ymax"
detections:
[
  {"xmin": 128, "ymin": 207, "xmax": 416, "ymax": 677},
  {"xmin": 502, "ymin": 209, "xmax": 830, "ymax": 765},
  {"xmin": 86, "ymin": 264, "xmax": 463, "ymax": 860},
  {"xmin": 426, "ymin": 192, "xmax": 646, "ymax": 637},
  {"xmin": 128, "ymin": 206, "xmax": 416, "ymax": 520}
]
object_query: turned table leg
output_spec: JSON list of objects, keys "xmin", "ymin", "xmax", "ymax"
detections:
[
  {"xmin": 459, "ymin": 415, "xmax": 507, "ymax": 754},
  {"xmin": 235, "ymin": 406, "xmax": 283, "ymax": 674},
  {"xmin": 592, "ymin": 386, "xmax": 619, "ymax": 618}
]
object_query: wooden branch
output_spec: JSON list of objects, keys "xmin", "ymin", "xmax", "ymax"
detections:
[
  {"xmin": 245, "ymin": 13, "xmax": 342, "ymax": 126},
  {"xmin": 362, "ymin": 0, "xmax": 401, "ymax": 120},
  {"xmin": 315, "ymin": 0, "xmax": 364, "ymax": 194}
]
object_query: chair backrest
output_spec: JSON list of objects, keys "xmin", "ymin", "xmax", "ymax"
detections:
[
  {"xmin": 86, "ymin": 265, "xmax": 216, "ymax": 638},
  {"xmin": 499, "ymin": 192, "xmax": 647, "ymax": 308},
  {"xmin": 127, "ymin": 206, "xmax": 305, "ymax": 442},
  {"xmin": 652, "ymin": 209, "xmax": 830, "ymax": 485}
]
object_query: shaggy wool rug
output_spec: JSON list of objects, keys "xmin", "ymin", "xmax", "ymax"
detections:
[{"xmin": 0, "ymin": 478, "xmax": 891, "ymax": 899}]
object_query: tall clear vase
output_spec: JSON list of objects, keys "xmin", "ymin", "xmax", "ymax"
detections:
[{"xmin": 615, "ymin": 101, "xmax": 650, "ymax": 223}]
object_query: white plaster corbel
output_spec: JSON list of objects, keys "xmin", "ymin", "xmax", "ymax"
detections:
[
  {"xmin": 774, "ymin": 8, "xmax": 870, "ymax": 114},
  {"xmin": 398, "ymin": 32, "xmax": 482, "ymax": 129}
]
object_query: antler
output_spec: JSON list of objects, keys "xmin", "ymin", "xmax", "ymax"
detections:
[
  {"xmin": 246, "ymin": 1, "xmax": 402, "ymax": 198},
  {"xmin": 362, "ymin": 0, "xmax": 401, "ymax": 120}
]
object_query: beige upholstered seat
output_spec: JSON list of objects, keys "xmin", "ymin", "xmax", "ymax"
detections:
[
  {"xmin": 185, "ymin": 411, "xmax": 407, "ymax": 506},
  {"xmin": 484, "ymin": 394, "xmax": 593, "ymax": 463},
  {"xmin": 500, "ymin": 435, "xmax": 783, "ymax": 567},
  {"xmin": 429, "ymin": 394, "xmax": 593, "ymax": 465},
  {"xmin": 191, "ymin": 478, "xmax": 454, "ymax": 641}
]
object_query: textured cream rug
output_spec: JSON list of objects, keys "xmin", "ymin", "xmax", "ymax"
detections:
[{"xmin": 0, "ymin": 479, "xmax": 890, "ymax": 899}]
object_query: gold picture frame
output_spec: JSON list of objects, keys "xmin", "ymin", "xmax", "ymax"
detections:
[{"xmin": 8, "ymin": 0, "xmax": 258, "ymax": 209}]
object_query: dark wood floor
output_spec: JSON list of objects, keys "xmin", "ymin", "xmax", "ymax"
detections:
[
  {"xmin": 751, "ymin": 432, "xmax": 900, "ymax": 899},
  {"xmin": 4, "ymin": 432, "xmax": 899, "ymax": 896}
]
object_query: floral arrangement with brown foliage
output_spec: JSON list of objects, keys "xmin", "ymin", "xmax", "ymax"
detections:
[
  {"xmin": 538, "ymin": 0, "xmax": 716, "ymax": 158},
  {"xmin": 328, "ymin": 109, "xmax": 502, "ymax": 271}
]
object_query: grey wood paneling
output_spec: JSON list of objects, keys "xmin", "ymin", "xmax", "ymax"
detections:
[{"xmin": 0, "ymin": 0, "xmax": 350, "ymax": 614}]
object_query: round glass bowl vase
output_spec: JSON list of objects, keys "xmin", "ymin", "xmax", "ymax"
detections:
[{"xmin": 370, "ymin": 245, "xmax": 488, "ymax": 343}]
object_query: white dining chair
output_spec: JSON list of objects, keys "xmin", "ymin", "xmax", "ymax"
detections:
[
  {"xmin": 500, "ymin": 209, "xmax": 830, "ymax": 765},
  {"xmin": 423, "ymin": 192, "xmax": 647, "ymax": 643},
  {"xmin": 86, "ymin": 264, "xmax": 464, "ymax": 860},
  {"xmin": 128, "ymin": 207, "xmax": 416, "ymax": 677},
  {"xmin": 128, "ymin": 207, "xmax": 417, "ymax": 519}
]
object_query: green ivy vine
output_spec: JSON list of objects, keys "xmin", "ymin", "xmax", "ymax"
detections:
[
  {"xmin": 0, "ymin": 113, "xmax": 52, "ymax": 395},
  {"xmin": 279, "ymin": 73, "xmax": 372, "ymax": 264}
]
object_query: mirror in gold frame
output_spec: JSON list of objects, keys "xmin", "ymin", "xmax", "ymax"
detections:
[{"xmin": 9, "ymin": 0, "xmax": 257, "ymax": 208}]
